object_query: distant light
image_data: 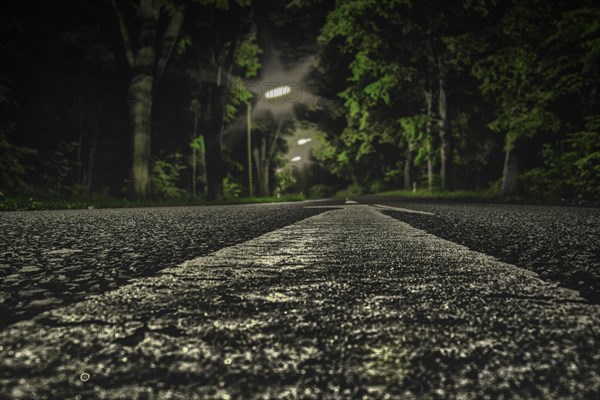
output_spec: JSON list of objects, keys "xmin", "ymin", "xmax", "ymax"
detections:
[
  {"xmin": 297, "ymin": 138, "xmax": 312, "ymax": 145},
  {"xmin": 265, "ymin": 86, "xmax": 291, "ymax": 99},
  {"xmin": 291, "ymin": 156, "xmax": 302, "ymax": 162}
]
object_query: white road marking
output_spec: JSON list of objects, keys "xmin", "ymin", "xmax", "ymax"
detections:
[
  {"xmin": 345, "ymin": 198, "xmax": 358, "ymax": 204},
  {"xmin": 372, "ymin": 204, "xmax": 435, "ymax": 215},
  {"xmin": 2, "ymin": 205, "xmax": 598, "ymax": 397}
]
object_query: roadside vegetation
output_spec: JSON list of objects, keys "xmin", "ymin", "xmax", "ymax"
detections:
[
  {"xmin": 0, "ymin": 1, "xmax": 598, "ymax": 209},
  {"xmin": 0, "ymin": 193, "xmax": 306, "ymax": 212}
]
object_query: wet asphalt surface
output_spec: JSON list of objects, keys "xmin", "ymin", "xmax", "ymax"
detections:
[
  {"xmin": 364, "ymin": 198, "xmax": 600, "ymax": 304},
  {"xmin": 1, "ymin": 200, "xmax": 599, "ymax": 398},
  {"xmin": 0, "ymin": 203, "xmax": 330, "ymax": 329},
  {"xmin": 1, "ymin": 204, "xmax": 598, "ymax": 399}
]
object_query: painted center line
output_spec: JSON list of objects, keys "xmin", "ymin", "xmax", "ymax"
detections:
[
  {"xmin": 0, "ymin": 205, "xmax": 597, "ymax": 398},
  {"xmin": 372, "ymin": 204, "xmax": 435, "ymax": 215}
]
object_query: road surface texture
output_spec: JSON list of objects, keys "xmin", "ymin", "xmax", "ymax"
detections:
[
  {"xmin": 363, "ymin": 199, "xmax": 600, "ymax": 304},
  {"xmin": 0, "ymin": 204, "xmax": 330, "ymax": 329},
  {"xmin": 1, "ymin": 201, "xmax": 599, "ymax": 399}
]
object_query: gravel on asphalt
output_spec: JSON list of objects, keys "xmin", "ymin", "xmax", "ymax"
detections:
[
  {"xmin": 381, "ymin": 202, "xmax": 600, "ymax": 304},
  {"xmin": 0, "ymin": 204, "xmax": 327, "ymax": 328},
  {"xmin": 1, "ymin": 205, "xmax": 598, "ymax": 399}
]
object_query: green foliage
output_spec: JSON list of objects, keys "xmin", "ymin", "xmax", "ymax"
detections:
[
  {"xmin": 0, "ymin": 128, "xmax": 37, "ymax": 194},
  {"xmin": 471, "ymin": 0, "xmax": 589, "ymax": 149},
  {"xmin": 225, "ymin": 78, "xmax": 253, "ymax": 123},
  {"xmin": 275, "ymin": 167, "xmax": 297, "ymax": 194},
  {"xmin": 189, "ymin": 135, "xmax": 205, "ymax": 153},
  {"xmin": 315, "ymin": 0, "xmax": 483, "ymax": 191},
  {"xmin": 399, "ymin": 115, "xmax": 432, "ymax": 166},
  {"xmin": 312, "ymin": 136, "xmax": 353, "ymax": 181},
  {"xmin": 235, "ymin": 32, "xmax": 262, "ymax": 78},
  {"xmin": 521, "ymin": 118, "xmax": 600, "ymax": 201},
  {"xmin": 177, "ymin": 34, "xmax": 193, "ymax": 54},
  {"xmin": 37, "ymin": 141, "xmax": 79, "ymax": 197},
  {"xmin": 192, "ymin": 0, "xmax": 236, "ymax": 10},
  {"xmin": 308, "ymin": 184, "xmax": 333, "ymax": 199},
  {"xmin": 374, "ymin": 188, "xmax": 500, "ymax": 199},
  {"xmin": 368, "ymin": 180, "xmax": 385, "ymax": 194},
  {"xmin": 222, "ymin": 177, "xmax": 241, "ymax": 199},
  {"xmin": 334, "ymin": 183, "xmax": 364, "ymax": 198},
  {"xmin": 151, "ymin": 153, "xmax": 186, "ymax": 200}
]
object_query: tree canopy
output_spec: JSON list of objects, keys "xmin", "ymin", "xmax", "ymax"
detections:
[{"xmin": 0, "ymin": 0, "xmax": 598, "ymax": 203}]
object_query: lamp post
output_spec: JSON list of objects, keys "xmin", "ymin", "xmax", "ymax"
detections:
[
  {"xmin": 247, "ymin": 100, "xmax": 253, "ymax": 197},
  {"xmin": 246, "ymin": 85, "xmax": 291, "ymax": 197}
]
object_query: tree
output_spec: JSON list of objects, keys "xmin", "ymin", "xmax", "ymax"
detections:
[
  {"xmin": 252, "ymin": 115, "xmax": 294, "ymax": 196},
  {"xmin": 181, "ymin": 2, "xmax": 259, "ymax": 199},
  {"xmin": 189, "ymin": 99, "xmax": 205, "ymax": 196},
  {"xmin": 317, "ymin": 0, "xmax": 484, "ymax": 191},
  {"xmin": 111, "ymin": 0, "xmax": 185, "ymax": 199},
  {"xmin": 470, "ymin": 0, "xmax": 597, "ymax": 196}
]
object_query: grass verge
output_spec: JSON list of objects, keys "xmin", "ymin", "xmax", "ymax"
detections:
[
  {"xmin": 0, "ymin": 193, "xmax": 306, "ymax": 211},
  {"xmin": 372, "ymin": 189, "xmax": 501, "ymax": 200}
]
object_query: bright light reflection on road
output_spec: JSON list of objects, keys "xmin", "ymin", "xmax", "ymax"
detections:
[{"xmin": 297, "ymin": 138, "xmax": 312, "ymax": 145}]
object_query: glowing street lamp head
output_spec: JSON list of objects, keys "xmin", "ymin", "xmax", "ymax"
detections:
[
  {"xmin": 297, "ymin": 138, "xmax": 312, "ymax": 145},
  {"xmin": 265, "ymin": 85, "xmax": 291, "ymax": 100}
]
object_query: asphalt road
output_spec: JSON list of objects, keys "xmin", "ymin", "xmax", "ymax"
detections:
[
  {"xmin": 0, "ymin": 202, "xmax": 332, "ymax": 329},
  {"xmin": 359, "ymin": 196, "xmax": 600, "ymax": 304},
  {"xmin": 1, "ymin": 199, "xmax": 599, "ymax": 398}
]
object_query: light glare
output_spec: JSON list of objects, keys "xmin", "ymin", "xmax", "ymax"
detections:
[{"xmin": 265, "ymin": 86, "xmax": 291, "ymax": 99}]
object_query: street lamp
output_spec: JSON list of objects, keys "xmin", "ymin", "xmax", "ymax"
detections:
[
  {"xmin": 265, "ymin": 86, "xmax": 291, "ymax": 99},
  {"xmin": 247, "ymin": 85, "xmax": 291, "ymax": 197}
]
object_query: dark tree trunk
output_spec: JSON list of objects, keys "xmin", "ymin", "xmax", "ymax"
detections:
[
  {"xmin": 112, "ymin": 0, "xmax": 184, "ymax": 199},
  {"xmin": 260, "ymin": 140, "xmax": 269, "ymax": 197},
  {"xmin": 424, "ymin": 81, "xmax": 434, "ymax": 191},
  {"xmin": 205, "ymin": 33, "xmax": 238, "ymax": 200},
  {"xmin": 129, "ymin": 74, "xmax": 153, "ymax": 198},
  {"xmin": 253, "ymin": 137, "xmax": 270, "ymax": 197},
  {"xmin": 438, "ymin": 63, "xmax": 451, "ymax": 191},
  {"xmin": 86, "ymin": 126, "xmax": 98, "ymax": 196},
  {"xmin": 427, "ymin": 158, "xmax": 433, "ymax": 191},
  {"xmin": 404, "ymin": 147, "xmax": 412, "ymax": 190},
  {"xmin": 127, "ymin": 1, "xmax": 157, "ymax": 199},
  {"xmin": 204, "ymin": 81, "xmax": 224, "ymax": 200},
  {"xmin": 501, "ymin": 145, "xmax": 518, "ymax": 196}
]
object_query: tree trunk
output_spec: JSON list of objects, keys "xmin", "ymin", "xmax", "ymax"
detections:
[
  {"xmin": 77, "ymin": 92, "xmax": 84, "ymax": 187},
  {"xmin": 427, "ymin": 158, "xmax": 433, "ymax": 191},
  {"xmin": 191, "ymin": 108, "xmax": 198, "ymax": 197},
  {"xmin": 424, "ymin": 82, "xmax": 434, "ymax": 191},
  {"xmin": 129, "ymin": 74, "xmax": 154, "ymax": 198},
  {"xmin": 404, "ymin": 147, "xmax": 412, "ymax": 190},
  {"xmin": 501, "ymin": 145, "xmax": 518, "ymax": 196},
  {"xmin": 261, "ymin": 162, "xmax": 270, "ymax": 197},
  {"xmin": 438, "ymin": 63, "xmax": 451, "ymax": 191},
  {"xmin": 253, "ymin": 147, "xmax": 262, "ymax": 196},
  {"xmin": 198, "ymin": 135, "xmax": 207, "ymax": 196},
  {"xmin": 261, "ymin": 138, "xmax": 269, "ymax": 197},
  {"xmin": 112, "ymin": 0, "xmax": 184, "ymax": 199},
  {"xmin": 86, "ymin": 127, "xmax": 98, "ymax": 196},
  {"xmin": 253, "ymin": 137, "xmax": 270, "ymax": 197},
  {"xmin": 247, "ymin": 102, "xmax": 253, "ymax": 196},
  {"xmin": 205, "ymin": 34, "xmax": 238, "ymax": 200},
  {"xmin": 127, "ymin": 1, "xmax": 157, "ymax": 199},
  {"xmin": 205, "ymin": 80, "xmax": 224, "ymax": 200}
]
